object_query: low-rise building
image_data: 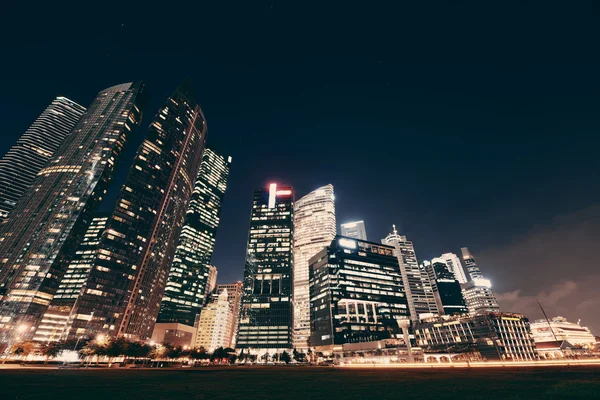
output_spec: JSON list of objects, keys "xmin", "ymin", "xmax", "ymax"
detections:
[{"xmin": 414, "ymin": 312, "xmax": 538, "ymax": 361}]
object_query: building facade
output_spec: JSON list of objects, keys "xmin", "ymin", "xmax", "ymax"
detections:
[
  {"xmin": 340, "ymin": 221, "xmax": 367, "ymax": 241},
  {"xmin": 33, "ymin": 215, "xmax": 109, "ymax": 342},
  {"xmin": 309, "ymin": 236, "xmax": 410, "ymax": 352},
  {"xmin": 214, "ymin": 282, "xmax": 243, "ymax": 347},
  {"xmin": 237, "ymin": 184, "xmax": 294, "ymax": 351},
  {"xmin": 292, "ymin": 184, "xmax": 336, "ymax": 350},
  {"xmin": 434, "ymin": 253, "xmax": 468, "ymax": 284},
  {"xmin": 414, "ymin": 313, "xmax": 538, "ymax": 361},
  {"xmin": 461, "ymin": 247, "xmax": 483, "ymax": 280},
  {"xmin": 382, "ymin": 225, "xmax": 438, "ymax": 321},
  {"xmin": 461, "ymin": 279, "xmax": 500, "ymax": 316},
  {"xmin": 62, "ymin": 80, "xmax": 207, "ymax": 341},
  {"xmin": 157, "ymin": 148, "xmax": 231, "ymax": 327},
  {"xmin": 0, "ymin": 82, "xmax": 146, "ymax": 343},
  {"xmin": 0, "ymin": 97, "xmax": 86, "ymax": 223},
  {"xmin": 422, "ymin": 260, "xmax": 468, "ymax": 316},
  {"xmin": 195, "ymin": 289, "xmax": 234, "ymax": 351}
]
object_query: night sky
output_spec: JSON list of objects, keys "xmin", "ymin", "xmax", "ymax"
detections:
[{"xmin": 2, "ymin": 3, "xmax": 599, "ymax": 333}]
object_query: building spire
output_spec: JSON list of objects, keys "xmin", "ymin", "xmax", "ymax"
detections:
[{"xmin": 392, "ymin": 224, "xmax": 398, "ymax": 235}]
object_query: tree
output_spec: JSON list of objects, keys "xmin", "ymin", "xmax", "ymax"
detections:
[
  {"xmin": 11, "ymin": 341, "xmax": 36, "ymax": 357},
  {"xmin": 272, "ymin": 353, "xmax": 279, "ymax": 363},
  {"xmin": 211, "ymin": 347, "xmax": 229, "ymax": 363},
  {"xmin": 280, "ymin": 350, "xmax": 291, "ymax": 364},
  {"xmin": 40, "ymin": 341, "xmax": 64, "ymax": 362},
  {"xmin": 293, "ymin": 348, "xmax": 306, "ymax": 363},
  {"xmin": 260, "ymin": 352, "xmax": 270, "ymax": 364}
]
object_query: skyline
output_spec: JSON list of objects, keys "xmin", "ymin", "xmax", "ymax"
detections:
[{"xmin": 1, "ymin": 3, "xmax": 599, "ymax": 335}]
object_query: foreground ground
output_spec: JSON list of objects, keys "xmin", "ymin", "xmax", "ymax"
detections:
[{"xmin": 0, "ymin": 366, "xmax": 598, "ymax": 399}]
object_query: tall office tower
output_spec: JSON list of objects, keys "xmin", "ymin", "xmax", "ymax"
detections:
[
  {"xmin": 458, "ymin": 247, "xmax": 499, "ymax": 316},
  {"xmin": 309, "ymin": 236, "xmax": 410, "ymax": 352},
  {"xmin": 214, "ymin": 282, "xmax": 243, "ymax": 347},
  {"xmin": 382, "ymin": 225, "xmax": 438, "ymax": 321},
  {"xmin": 436, "ymin": 253, "xmax": 468, "ymax": 284},
  {"xmin": 0, "ymin": 97, "xmax": 86, "ymax": 223},
  {"xmin": 237, "ymin": 184, "xmax": 294, "ymax": 351},
  {"xmin": 461, "ymin": 247, "xmax": 483, "ymax": 280},
  {"xmin": 195, "ymin": 289, "xmax": 234, "ymax": 351},
  {"xmin": 33, "ymin": 215, "xmax": 109, "ymax": 342},
  {"xmin": 63, "ymin": 80, "xmax": 207, "ymax": 341},
  {"xmin": 157, "ymin": 149, "xmax": 231, "ymax": 327},
  {"xmin": 0, "ymin": 82, "xmax": 145, "ymax": 342},
  {"xmin": 292, "ymin": 184, "xmax": 336, "ymax": 350},
  {"xmin": 422, "ymin": 260, "xmax": 468, "ymax": 316},
  {"xmin": 340, "ymin": 220, "xmax": 367, "ymax": 241}
]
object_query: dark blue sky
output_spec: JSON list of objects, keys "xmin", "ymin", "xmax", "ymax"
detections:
[{"xmin": 2, "ymin": 3, "xmax": 599, "ymax": 331}]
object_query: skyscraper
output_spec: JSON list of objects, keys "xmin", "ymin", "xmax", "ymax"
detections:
[
  {"xmin": 0, "ymin": 97, "xmax": 86, "ymax": 223},
  {"xmin": 33, "ymin": 215, "xmax": 109, "ymax": 342},
  {"xmin": 436, "ymin": 253, "xmax": 468, "ymax": 284},
  {"xmin": 340, "ymin": 220, "xmax": 367, "ymax": 240},
  {"xmin": 0, "ymin": 82, "xmax": 146, "ymax": 342},
  {"xmin": 62, "ymin": 80, "xmax": 207, "ymax": 341},
  {"xmin": 195, "ymin": 289, "xmax": 234, "ymax": 351},
  {"xmin": 422, "ymin": 260, "xmax": 468, "ymax": 316},
  {"xmin": 213, "ymin": 282, "xmax": 243, "ymax": 347},
  {"xmin": 382, "ymin": 225, "xmax": 438, "ymax": 321},
  {"xmin": 237, "ymin": 184, "xmax": 294, "ymax": 351},
  {"xmin": 157, "ymin": 148, "xmax": 231, "ymax": 327},
  {"xmin": 292, "ymin": 184, "xmax": 336, "ymax": 350},
  {"xmin": 461, "ymin": 247, "xmax": 482, "ymax": 280},
  {"xmin": 309, "ymin": 236, "xmax": 410, "ymax": 351}
]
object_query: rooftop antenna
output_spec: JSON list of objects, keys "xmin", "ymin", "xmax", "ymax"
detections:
[{"xmin": 392, "ymin": 224, "xmax": 398, "ymax": 235}]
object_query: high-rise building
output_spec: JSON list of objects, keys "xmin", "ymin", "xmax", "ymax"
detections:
[
  {"xmin": 214, "ymin": 282, "xmax": 243, "ymax": 347},
  {"xmin": 382, "ymin": 225, "xmax": 438, "ymax": 321},
  {"xmin": 458, "ymin": 247, "xmax": 499, "ymax": 316},
  {"xmin": 309, "ymin": 236, "xmax": 410, "ymax": 352},
  {"xmin": 0, "ymin": 97, "xmax": 86, "ymax": 223},
  {"xmin": 62, "ymin": 80, "xmax": 207, "ymax": 341},
  {"xmin": 237, "ymin": 184, "xmax": 294, "ymax": 351},
  {"xmin": 461, "ymin": 247, "xmax": 483, "ymax": 280},
  {"xmin": 33, "ymin": 215, "xmax": 109, "ymax": 342},
  {"xmin": 461, "ymin": 280, "xmax": 500, "ymax": 316},
  {"xmin": 195, "ymin": 289, "xmax": 234, "ymax": 351},
  {"xmin": 157, "ymin": 149, "xmax": 231, "ymax": 327},
  {"xmin": 422, "ymin": 260, "xmax": 468, "ymax": 316},
  {"xmin": 292, "ymin": 184, "xmax": 336, "ymax": 350},
  {"xmin": 340, "ymin": 220, "xmax": 367, "ymax": 241},
  {"xmin": 0, "ymin": 82, "xmax": 146, "ymax": 343},
  {"xmin": 435, "ymin": 253, "xmax": 468, "ymax": 284}
]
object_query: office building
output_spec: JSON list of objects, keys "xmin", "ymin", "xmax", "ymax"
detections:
[
  {"xmin": 204, "ymin": 265, "xmax": 218, "ymax": 303},
  {"xmin": 33, "ymin": 215, "xmax": 109, "ymax": 342},
  {"xmin": 63, "ymin": 80, "xmax": 207, "ymax": 341},
  {"xmin": 292, "ymin": 184, "xmax": 336, "ymax": 350},
  {"xmin": 382, "ymin": 225, "xmax": 438, "ymax": 321},
  {"xmin": 0, "ymin": 82, "xmax": 146, "ymax": 343},
  {"xmin": 434, "ymin": 253, "xmax": 468, "ymax": 284},
  {"xmin": 414, "ymin": 312, "xmax": 538, "ymax": 361},
  {"xmin": 157, "ymin": 149, "xmax": 231, "ymax": 327},
  {"xmin": 0, "ymin": 97, "xmax": 86, "ymax": 223},
  {"xmin": 214, "ymin": 282, "xmax": 243, "ymax": 347},
  {"xmin": 422, "ymin": 260, "xmax": 468, "ymax": 316},
  {"xmin": 340, "ymin": 220, "xmax": 367, "ymax": 241},
  {"xmin": 237, "ymin": 184, "xmax": 294, "ymax": 351},
  {"xmin": 461, "ymin": 247, "xmax": 483, "ymax": 280},
  {"xmin": 195, "ymin": 289, "xmax": 234, "ymax": 351},
  {"xmin": 309, "ymin": 236, "xmax": 410, "ymax": 352}
]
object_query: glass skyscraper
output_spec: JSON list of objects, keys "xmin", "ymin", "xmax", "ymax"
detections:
[
  {"xmin": 0, "ymin": 97, "xmax": 86, "ymax": 223},
  {"xmin": 292, "ymin": 184, "xmax": 335, "ymax": 350},
  {"xmin": 0, "ymin": 82, "xmax": 146, "ymax": 343},
  {"xmin": 382, "ymin": 225, "xmax": 438, "ymax": 321},
  {"xmin": 63, "ymin": 80, "xmax": 207, "ymax": 341},
  {"xmin": 157, "ymin": 148, "xmax": 231, "ymax": 327},
  {"xmin": 237, "ymin": 184, "xmax": 294, "ymax": 351},
  {"xmin": 459, "ymin": 247, "xmax": 499, "ymax": 316},
  {"xmin": 422, "ymin": 260, "xmax": 468, "ymax": 316}
]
